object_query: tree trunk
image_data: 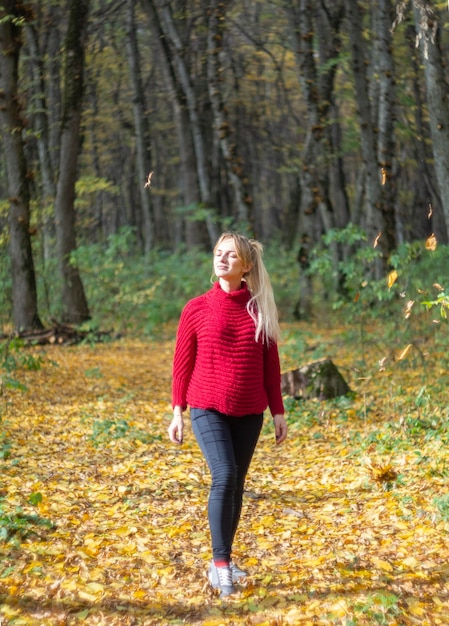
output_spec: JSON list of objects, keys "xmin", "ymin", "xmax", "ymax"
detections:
[
  {"xmin": 344, "ymin": 0, "xmax": 389, "ymax": 272},
  {"xmin": 374, "ymin": 0, "xmax": 397, "ymax": 255},
  {"xmin": 413, "ymin": 0, "xmax": 449, "ymax": 237},
  {"xmin": 0, "ymin": 1, "xmax": 43, "ymax": 332},
  {"xmin": 148, "ymin": 0, "xmax": 219, "ymax": 247},
  {"xmin": 403, "ymin": 22, "xmax": 447, "ymax": 243},
  {"xmin": 54, "ymin": 0, "xmax": 90, "ymax": 324},
  {"xmin": 25, "ymin": 22, "xmax": 57, "ymax": 264},
  {"xmin": 207, "ymin": 0, "xmax": 252, "ymax": 229},
  {"xmin": 287, "ymin": 0, "xmax": 345, "ymax": 316},
  {"xmin": 126, "ymin": 0, "xmax": 154, "ymax": 253}
]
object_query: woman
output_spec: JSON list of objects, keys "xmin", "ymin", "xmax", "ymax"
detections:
[{"xmin": 168, "ymin": 232, "xmax": 287, "ymax": 598}]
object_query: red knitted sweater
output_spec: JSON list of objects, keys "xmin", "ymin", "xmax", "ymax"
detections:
[{"xmin": 172, "ymin": 281, "xmax": 284, "ymax": 417}]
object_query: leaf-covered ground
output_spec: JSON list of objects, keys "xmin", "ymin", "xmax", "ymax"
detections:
[{"xmin": 1, "ymin": 323, "xmax": 449, "ymax": 625}]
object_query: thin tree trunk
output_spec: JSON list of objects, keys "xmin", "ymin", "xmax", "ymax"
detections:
[
  {"xmin": 207, "ymin": 0, "xmax": 251, "ymax": 228},
  {"xmin": 287, "ymin": 0, "xmax": 345, "ymax": 315},
  {"xmin": 0, "ymin": 1, "xmax": 43, "ymax": 331},
  {"xmin": 54, "ymin": 0, "xmax": 90, "ymax": 324},
  {"xmin": 404, "ymin": 21, "xmax": 447, "ymax": 242},
  {"xmin": 413, "ymin": 0, "xmax": 449, "ymax": 236},
  {"xmin": 142, "ymin": 0, "xmax": 216, "ymax": 248},
  {"xmin": 344, "ymin": 0, "xmax": 395, "ymax": 273},
  {"xmin": 374, "ymin": 0, "xmax": 397, "ymax": 255},
  {"xmin": 158, "ymin": 3, "xmax": 211, "ymax": 206},
  {"xmin": 126, "ymin": 0, "xmax": 154, "ymax": 253},
  {"xmin": 26, "ymin": 22, "xmax": 57, "ymax": 263}
]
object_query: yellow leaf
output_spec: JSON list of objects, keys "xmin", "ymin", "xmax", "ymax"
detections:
[
  {"xmin": 328, "ymin": 600, "xmax": 347, "ymax": 617},
  {"xmin": 425, "ymin": 233, "xmax": 437, "ymax": 250},
  {"xmin": 114, "ymin": 525, "xmax": 138, "ymax": 536},
  {"xmin": 408, "ymin": 603, "xmax": 426, "ymax": 617},
  {"xmin": 372, "ymin": 557, "xmax": 393, "ymax": 572},
  {"xmin": 402, "ymin": 556, "xmax": 419, "ymax": 568},
  {"xmin": 86, "ymin": 582, "xmax": 104, "ymax": 594},
  {"xmin": 387, "ymin": 270, "xmax": 398, "ymax": 289},
  {"xmin": 397, "ymin": 344, "xmax": 412, "ymax": 361},
  {"xmin": 78, "ymin": 590, "xmax": 100, "ymax": 602}
]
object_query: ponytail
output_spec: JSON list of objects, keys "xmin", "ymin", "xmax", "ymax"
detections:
[{"xmin": 214, "ymin": 232, "xmax": 281, "ymax": 344}]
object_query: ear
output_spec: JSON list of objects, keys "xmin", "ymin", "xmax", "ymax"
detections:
[{"xmin": 242, "ymin": 263, "xmax": 252, "ymax": 275}]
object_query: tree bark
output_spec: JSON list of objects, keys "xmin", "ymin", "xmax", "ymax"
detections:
[
  {"xmin": 287, "ymin": 0, "xmax": 346, "ymax": 316},
  {"xmin": 145, "ymin": 0, "xmax": 218, "ymax": 247},
  {"xmin": 344, "ymin": 0, "xmax": 393, "ymax": 272},
  {"xmin": 126, "ymin": 0, "xmax": 154, "ymax": 253},
  {"xmin": 54, "ymin": 0, "xmax": 90, "ymax": 323},
  {"xmin": 374, "ymin": 0, "xmax": 397, "ymax": 255},
  {"xmin": 403, "ymin": 21, "xmax": 447, "ymax": 243},
  {"xmin": 0, "ymin": 0, "xmax": 43, "ymax": 331},
  {"xmin": 281, "ymin": 359, "xmax": 350, "ymax": 400},
  {"xmin": 25, "ymin": 22, "xmax": 57, "ymax": 263},
  {"xmin": 413, "ymin": 0, "xmax": 449, "ymax": 237},
  {"xmin": 207, "ymin": 0, "xmax": 252, "ymax": 228}
]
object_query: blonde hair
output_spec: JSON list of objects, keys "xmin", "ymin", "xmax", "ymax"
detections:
[{"xmin": 213, "ymin": 232, "xmax": 281, "ymax": 344}]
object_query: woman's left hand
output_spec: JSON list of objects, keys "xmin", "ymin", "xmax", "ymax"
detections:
[{"xmin": 273, "ymin": 414, "xmax": 287, "ymax": 444}]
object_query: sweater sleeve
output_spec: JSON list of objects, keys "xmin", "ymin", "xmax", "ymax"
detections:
[
  {"xmin": 263, "ymin": 340, "xmax": 285, "ymax": 417},
  {"xmin": 172, "ymin": 302, "xmax": 197, "ymax": 410}
]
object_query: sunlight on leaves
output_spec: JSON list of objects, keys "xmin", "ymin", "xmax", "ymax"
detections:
[{"xmin": 2, "ymin": 335, "xmax": 449, "ymax": 624}]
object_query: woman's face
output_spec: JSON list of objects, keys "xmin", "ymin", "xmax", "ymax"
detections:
[{"xmin": 214, "ymin": 238, "xmax": 250, "ymax": 282}]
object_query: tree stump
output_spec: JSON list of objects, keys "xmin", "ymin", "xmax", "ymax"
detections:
[{"xmin": 281, "ymin": 358, "xmax": 350, "ymax": 400}]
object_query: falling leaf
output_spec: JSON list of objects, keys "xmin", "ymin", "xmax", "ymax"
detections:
[
  {"xmin": 397, "ymin": 343, "xmax": 412, "ymax": 360},
  {"xmin": 404, "ymin": 300, "xmax": 414, "ymax": 319},
  {"xmin": 425, "ymin": 233, "xmax": 437, "ymax": 250},
  {"xmin": 427, "ymin": 204, "xmax": 433, "ymax": 219},
  {"xmin": 387, "ymin": 270, "xmax": 398, "ymax": 289},
  {"xmin": 380, "ymin": 167, "xmax": 387, "ymax": 185},
  {"xmin": 433, "ymin": 283, "xmax": 444, "ymax": 291},
  {"xmin": 144, "ymin": 170, "xmax": 153, "ymax": 189},
  {"xmin": 373, "ymin": 232, "xmax": 382, "ymax": 248}
]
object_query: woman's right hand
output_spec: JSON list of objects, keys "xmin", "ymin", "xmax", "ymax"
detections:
[{"xmin": 168, "ymin": 412, "xmax": 184, "ymax": 444}]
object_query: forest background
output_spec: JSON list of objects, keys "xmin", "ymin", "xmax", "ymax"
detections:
[
  {"xmin": 2, "ymin": 1, "xmax": 449, "ymax": 624},
  {"xmin": 1, "ymin": 0, "xmax": 449, "ymax": 332}
]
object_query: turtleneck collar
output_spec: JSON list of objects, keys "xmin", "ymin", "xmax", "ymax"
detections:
[{"xmin": 211, "ymin": 280, "xmax": 251, "ymax": 303}]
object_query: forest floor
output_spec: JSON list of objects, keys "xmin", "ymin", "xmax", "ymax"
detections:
[{"xmin": 1, "ymin": 321, "xmax": 449, "ymax": 625}]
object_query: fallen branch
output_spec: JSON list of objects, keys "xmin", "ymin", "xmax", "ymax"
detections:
[{"xmin": 1, "ymin": 320, "xmax": 113, "ymax": 346}]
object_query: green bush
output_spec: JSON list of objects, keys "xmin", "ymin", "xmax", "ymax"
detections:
[
  {"xmin": 307, "ymin": 226, "xmax": 449, "ymax": 332},
  {"xmin": 2, "ymin": 221, "xmax": 449, "ymax": 338},
  {"xmin": 71, "ymin": 228, "xmax": 300, "ymax": 335},
  {"xmin": 71, "ymin": 227, "xmax": 212, "ymax": 335}
]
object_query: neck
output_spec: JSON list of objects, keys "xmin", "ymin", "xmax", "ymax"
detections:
[{"xmin": 219, "ymin": 277, "xmax": 242, "ymax": 293}]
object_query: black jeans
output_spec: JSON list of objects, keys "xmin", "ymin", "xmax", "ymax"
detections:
[{"xmin": 190, "ymin": 408, "xmax": 264, "ymax": 561}]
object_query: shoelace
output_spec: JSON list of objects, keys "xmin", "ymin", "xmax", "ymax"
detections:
[{"xmin": 216, "ymin": 566, "xmax": 233, "ymax": 587}]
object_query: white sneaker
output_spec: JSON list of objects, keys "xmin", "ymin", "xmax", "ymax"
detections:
[
  {"xmin": 207, "ymin": 562, "xmax": 235, "ymax": 597},
  {"xmin": 229, "ymin": 561, "xmax": 248, "ymax": 581}
]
